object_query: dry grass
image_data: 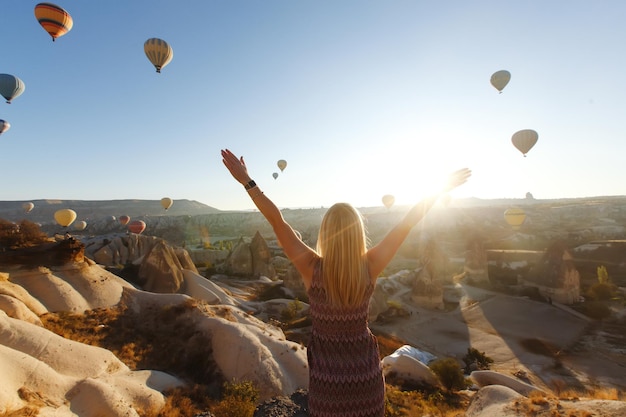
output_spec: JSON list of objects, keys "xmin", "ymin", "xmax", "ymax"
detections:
[
  {"xmin": 384, "ymin": 384, "xmax": 468, "ymax": 417},
  {"xmin": 508, "ymin": 386, "xmax": 624, "ymax": 417},
  {"xmin": 40, "ymin": 299, "xmax": 227, "ymax": 415}
]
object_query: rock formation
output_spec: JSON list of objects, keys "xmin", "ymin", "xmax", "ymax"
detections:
[
  {"xmin": 223, "ymin": 233, "xmax": 276, "ymax": 279},
  {"xmin": 411, "ymin": 267, "xmax": 444, "ymax": 310},
  {"xmin": 524, "ymin": 242, "xmax": 580, "ymax": 304},
  {"xmin": 464, "ymin": 236, "xmax": 489, "ymax": 284}
]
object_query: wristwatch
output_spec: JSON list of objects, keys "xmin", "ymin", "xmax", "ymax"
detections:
[{"xmin": 244, "ymin": 180, "xmax": 257, "ymax": 190}]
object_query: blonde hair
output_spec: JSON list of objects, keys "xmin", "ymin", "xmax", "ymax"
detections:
[{"xmin": 316, "ymin": 203, "xmax": 370, "ymax": 307}]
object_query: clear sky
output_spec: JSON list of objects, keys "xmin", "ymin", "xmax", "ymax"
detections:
[{"xmin": 1, "ymin": 1, "xmax": 625, "ymax": 211}]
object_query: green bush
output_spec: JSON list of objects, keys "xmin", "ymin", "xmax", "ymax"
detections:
[
  {"xmin": 429, "ymin": 358, "xmax": 467, "ymax": 392},
  {"xmin": 212, "ymin": 380, "xmax": 259, "ymax": 417},
  {"xmin": 462, "ymin": 347, "xmax": 494, "ymax": 373},
  {"xmin": 280, "ymin": 299, "xmax": 303, "ymax": 321}
]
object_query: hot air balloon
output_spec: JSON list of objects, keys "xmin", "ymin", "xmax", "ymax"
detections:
[
  {"xmin": 0, "ymin": 74, "xmax": 25, "ymax": 104},
  {"xmin": 504, "ymin": 208, "xmax": 526, "ymax": 230},
  {"xmin": 277, "ymin": 159, "xmax": 287, "ymax": 172},
  {"xmin": 511, "ymin": 129, "xmax": 538, "ymax": 157},
  {"xmin": 382, "ymin": 194, "xmax": 395, "ymax": 209},
  {"xmin": 34, "ymin": 3, "xmax": 73, "ymax": 41},
  {"xmin": 490, "ymin": 70, "xmax": 511, "ymax": 93},
  {"xmin": 119, "ymin": 215, "xmax": 130, "ymax": 225},
  {"xmin": 161, "ymin": 197, "xmax": 173, "ymax": 210},
  {"xmin": 22, "ymin": 202, "xmax": 34, "ymax": 213},
  {"xmin": 144, "ymin": 38, "xmax": 173, "ymax": 73},
  {"xmin": 128, "ymin": 220, "xmax": 146, "ymax": 234},
  {"xmin": 54, "ymin": 208, "xmax": 77, "ymax": 227},
  {"xmin": 0, "ymin": 120, "xmax": 10, "ymax": 135},
  {"xmin": 272, "ymin": 172, "xmax": 278, "ymax": 180},
  {"xmin": 74, "ymin": 220, "xmax": 87, "ymax": 231}
]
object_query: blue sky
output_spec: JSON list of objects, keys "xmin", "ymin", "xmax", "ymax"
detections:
[{"xmin": 1, "ymin": 1, "xmax": 625, "ymax": 211}]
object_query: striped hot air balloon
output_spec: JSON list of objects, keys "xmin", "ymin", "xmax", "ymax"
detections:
[
  {"xmin": 34, "ymin": 3, "xmax": 73, "ymax": 41},
  {"xmin": 0, "ymin": 120, "xmax": 10, "ymax": 135},
  {"xmin": 504, "ymin": 208, "xmax": 526, "ymax": 230},
  {"xmin": 144, "ymin": 38, "xmax": 173, "ymax": 73}
]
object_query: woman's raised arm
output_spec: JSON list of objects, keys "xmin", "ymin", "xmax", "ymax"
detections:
[
  {"xmin": 367, "ymin": 168, "xmax": 471, "ymax": 280},
  {"xmin": 221, "ymin": 149, "xmax": 318, "ymax": 288}
]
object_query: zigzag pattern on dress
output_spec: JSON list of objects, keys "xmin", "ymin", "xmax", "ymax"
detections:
[{"xmin": 307, "ymin": 260, "xmax": 385, "ymax": 417}]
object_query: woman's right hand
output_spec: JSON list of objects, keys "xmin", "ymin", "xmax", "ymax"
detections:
[{"xmin": 221, "ymin": 149, "xmax": 252, "ymax": 186}]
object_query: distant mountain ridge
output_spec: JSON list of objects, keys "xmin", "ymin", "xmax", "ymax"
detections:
[{"xmin": 0, "ymin": 199, "xmax": 221, "ymax": 224}]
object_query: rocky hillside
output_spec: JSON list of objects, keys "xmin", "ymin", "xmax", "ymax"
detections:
[{"xmin": 0, "ymin": 199, "xmax": 221, "ymax": 225}]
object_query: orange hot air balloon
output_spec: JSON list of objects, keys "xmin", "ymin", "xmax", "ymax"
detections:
[
  {"xmin": 119, "ymin": 215, "xmax": 130, "ymax": 225},
  {"xmin": 34, "ymin": 3, "xmax": 73, "ymax": 41},
  {"xmin": 127, "ymin": 220, "xmax": 146, "ymax": 234}
]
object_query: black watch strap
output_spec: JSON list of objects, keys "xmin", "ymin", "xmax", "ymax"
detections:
[{"xmin": 244, "ymin": 180, "xmax": 257, "ymax": 190}]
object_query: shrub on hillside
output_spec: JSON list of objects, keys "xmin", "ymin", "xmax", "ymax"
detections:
[
  {"xmin": 587, "ymin": 282, "xmax": 615, "ymax": 301},
  {"xmin": 429, "ymin": 358, "xmax": 468, "ymax": 392},
  {"xmin": 0, "ymin": 218, "xmax": 49, "ymax": 249},
  {"xmin": 212, "ymin": 380, "xmax": 259, "ymax": 417},
  {"xmin": 462, "ymin": 347, "xmax": 494, "ymax": 373}
]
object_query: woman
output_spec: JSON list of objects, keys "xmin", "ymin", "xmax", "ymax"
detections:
[{"xmin": 221, "ymin": 148, "xmax": 471, "ymax": 417}]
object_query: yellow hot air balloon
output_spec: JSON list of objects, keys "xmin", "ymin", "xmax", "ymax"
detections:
[
  {"xmin": 54, "ymin": 208, "xmax": 77, "ymax": 227},
  {"xmin": 504, "ymin": 208, "xmax": 526, "ymax": 230},
  {"xmin": 144, "ymin": 38, "xmax": 173, "ymax": 73},
  {"xmin": 382, "ymin": 194, "xmax": 395, "ymax": 209},
  {"xmin": 277, "ymin": 159, "xmax": 287, "ymax": 172},
  {"xmin": 490, "ymin": 70, "xmax": 511, "ymax": 93},
  {"xmin": 74, "ymin": 220, "xmax": 87, "ymax": 231},
  {"xmin": 34, "ymin": 3, "xmax": 73, "ymax": 41},
  {"xmin": 22, "ymin": 202, "xmax": 35, "ymax": 213},
  {"xmin": 161, "ymin": 197, "xmax": 173, "ymax": 210},
  {"xmin": 511, "ymin": 129, "xmax": 538, "ymax": 157}
]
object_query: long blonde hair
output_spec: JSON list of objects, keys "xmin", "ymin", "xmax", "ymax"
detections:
[{"xmin": 316, "ymin": 203, "xmax": 370, "ymax": 307}]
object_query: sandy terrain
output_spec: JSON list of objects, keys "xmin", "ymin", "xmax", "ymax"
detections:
[{"xmin": 370, "ymin": 286, "xmax": 626, "ymax": 393}]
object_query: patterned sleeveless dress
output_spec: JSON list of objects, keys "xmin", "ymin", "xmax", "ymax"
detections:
[{"xmin": 307, "ymin": 261, "xmax": 385, "ymax": 417}]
